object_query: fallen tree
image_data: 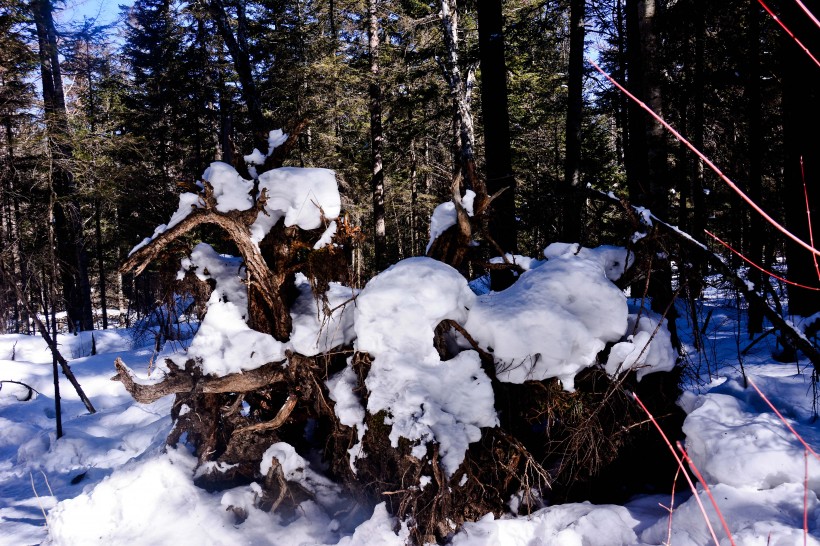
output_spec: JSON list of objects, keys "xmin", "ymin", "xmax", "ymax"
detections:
[{"xmin": 113, "ymin": 131, "xmax": 687, "ymax": 544}]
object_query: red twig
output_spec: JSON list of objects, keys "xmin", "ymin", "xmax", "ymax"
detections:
[
  {"xmin": 704, "ymin": 230, "xmax": 820, "ymax": 291},
  {"xmin": 747, "ymin": 377, "xmax": 820, "ymax": 462},
  {"xmin": 758, "ymin": 0, "xmax": 820, "ymax": 68},
  {"xmin": 588, "ymin": 58, "xmax": 820, "ymax": 259},
  {"xmin": 800, "ymin": 157, "xmax": 820, "ymax": 281},
  {"xmin": 677, "ymin": 441, "xmax": 738, "ymax": 546},
  {"xmin": 632, "ymin": 393, "xmax": 724, "ymax": 546},
  {"xmin": 795, "ymin": 0, "xmax": 820, "ymax": 29}
]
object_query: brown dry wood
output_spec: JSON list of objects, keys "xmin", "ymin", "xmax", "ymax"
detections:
[
  {"xmin": 120, "ymin": 183, "xmax": 294, "ymax": 340},
  {"xmin": 113, "ymin": 357, "xmax": 287, "ymax": 404},
  {"xmin": 590, "ymin": 189, "xmax": 820, "ymax": 375},
  {"xmin": 234, "ymin": 394, "xmax": 298, "ymax": 435}
]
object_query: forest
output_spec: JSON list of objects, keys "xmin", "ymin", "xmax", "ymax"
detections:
[{"xmin": 2, "ymin": 0, "xmax": 820, "ymax": 543}]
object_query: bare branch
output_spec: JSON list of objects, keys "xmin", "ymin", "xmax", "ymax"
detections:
[
  {"xmin": 112, "ymin": 357, "xmax": 287, "ymax": 404},
  {"xmin": 235, "ymin": 394, "xmax": 298, "ymax": 435}
]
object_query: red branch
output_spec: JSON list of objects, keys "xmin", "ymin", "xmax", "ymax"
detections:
[
  {"xmin": 588, "ymin": 58, "xmax": 820, "ymax": 259},
  {"xmin": 758, "ymin": 0, "xmax": 820, "ymax": 68},
  {"xmin": 676, "ymin": 441, "xmax": 737, "ymax": 546},
  {"xmin": 800, "ymin": 157, "xmax": 820, "ymax": 281},
  {"xmin": 632, "ymin": 393, "xmax": 725, "ymax": 546},
  {"xmin": 795, "ymin": 0, "xmax": 820, "ymax": 29},
  {"xmin": 704, "ymin": 230, "xmax": 820, "ymax": 291},
  {"xmin": 747, "ymin": 377, "xmax": 820, "ymax": 462}
]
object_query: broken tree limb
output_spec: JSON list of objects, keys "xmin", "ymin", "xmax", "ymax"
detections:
[
  {"xmin": 120, "ymin": 183, "xmax": 296, "ymax": 340},
  {"xmin": 0, "ymin": 380, "xmax": 41, "ymax": 400},
  {"xmin": 234, "ymin": 394, "xmax": 297, "ymax": 435},
  {"xmin": 589, "ymin": 189, "xmax": 820, "ymax": 375},
  {"xmin": 113, "ymin": 357, "xmax": 287, "ymax": 404}
]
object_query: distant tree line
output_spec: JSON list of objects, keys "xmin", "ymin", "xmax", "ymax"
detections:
[{"xmin": 0, "ymin": 0, "xmax": 819, "ymax": 334}]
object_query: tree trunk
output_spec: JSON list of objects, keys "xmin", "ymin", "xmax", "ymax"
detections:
[
  {"xmin": 368, "ymin": 0, "xmax": 387, "ymax": 272},
  {"xmin": 2, "ymin": 118, "xmax": 29, "ymax": 333},
  {"xmin": 205, "ymin": 0, "xmax": 268, "ymax": 156},
  {"xmin": 477, "ymin": 0, "xmax": 517, "ymax": 255},
  {"xmin": 746, "ymin": 1, "xmax": 764, "ymax": 334},
  {"xmin": 624, "ymin": 0, "xmax": 648, "ymax": 204},
  {"xmin": 562, "ymin": 0, "xmax": 585, "ymax": 244},
  {"xmin": 440, "ymin": 0, "xmax": 478, "ymax": 184},
  {"xmin": 95, "ymin": 200, "xmax": 108, "ymax": 329},
  {"xmin": 32, "ymin": 0, "xmax": 94, "ymax": 332}
]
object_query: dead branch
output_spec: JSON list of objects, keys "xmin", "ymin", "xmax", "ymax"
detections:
[
  {"xmin": 0, "ymin": 380, "xmax": 41, "ymax": 400},
  {"xmin": 235, "ymin": 394, "xmax": 298, "ymax": 435},
  {"xmin": 589, "ymin": 188, "xmax": 820, "ymax": 375},
  {"xmin": 112, "ymin": 357, "xmax": 287, "ymax": 404}
]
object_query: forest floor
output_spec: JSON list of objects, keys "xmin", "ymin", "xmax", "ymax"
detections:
[{"xmin": 1, "ymin": 280, "xmax": 819, "ymax": 545}]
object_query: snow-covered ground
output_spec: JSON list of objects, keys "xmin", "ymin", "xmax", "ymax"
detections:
[
  {"xmin": 1, "ymin": 158, "xmax": 818, "ymax": 545},
  {"xmin": 1, "ymin": 281, "xmax": 819, "ymax": 545}
]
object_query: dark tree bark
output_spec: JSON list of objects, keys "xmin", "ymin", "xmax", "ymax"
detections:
[
  {"xmin": 32, "ymin": 0, "xmax": 94, "ymax": 332},
  {"xmin": 781, "ymin": 0, "xmax": 820, "ymax": 317},
  {"xmin": 95, "ymin": 200, "xmax": 108, "ymax": 329},
  {"xmin": 746, "ymin": 1, "xmax": 765, "ymax": 334},
  {"xmin": 367, "ymin": 0, "xmax": 387, "ymax": 272},
  {"xmin": 624, "ymin": 0, "xmax": 648, "ymax": 204},
  {"xmin": 477, "ymin": 0, "xmax": 517, "ymax": 256},
  {"xmin": 204, "ymin": 0, "xmax": 268, "ymax": 156},
  {"xmin": 440, "ymin": 0, "xmax": 478, "ymax": 184},
  {"xmin": 624, "ymin": 0, "xmax": 676, "ymax": 343},
  {"xmin": 562, "ymin": 0, "xmax": 585, "ymax": 244}
]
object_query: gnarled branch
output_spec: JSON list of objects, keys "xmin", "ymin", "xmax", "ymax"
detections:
[
  {"xmin": 235, "ymin": 394, "xmax": 298, "ymax": 435},
  {"xmin": 113, "ymin": 357, "xmax": 287, "ymax": 404}
]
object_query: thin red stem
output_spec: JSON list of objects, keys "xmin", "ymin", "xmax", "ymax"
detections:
[
  {"xmin": 677, "ymin": 441, "xmax": 738, "ymax": 546},
  {"xmin": 800, "ymin": 157, "xmax": 820, "ymax": 281},
  {"xmin": 632, "ymin": 393, "xmax": 723, "ymax": 546},
  {"xmin": 748, "ymin": 377, "xmax": 820, "ymax": 461},
  {"xmin": 758, "ymin": 0, "xmax": 820, "ymax": 68},
  {"xmin": 704, "ymin": 230, "xmax": 820, "ymax": 291},
  {"xmin": 794, "ymin": 0, "xmax": 820, "ymax": 30},
  {"xmin": 588, "ymin": 58, "xmax": 820, "ymax": 259}
]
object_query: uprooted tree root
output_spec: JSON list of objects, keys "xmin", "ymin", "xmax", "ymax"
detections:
[
  {"xmin": 112, "ymin": 136, "xmax": 687, "ymax": 543},
  {"xmin": 114, "ymin": 334, "xmax": 685, "ymax": 545}
]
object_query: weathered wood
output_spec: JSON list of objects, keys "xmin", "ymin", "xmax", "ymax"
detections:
[
  {"xmin": 235, "ymin": 394, "xmax": 297, "ymax": 435},
  {"xmin": 120, "ymin": 183, "xmax": 294, "ymax": 340},
  {"xmin": 113, "ymin": 357, "xmax": 287, "ymax": 404}
]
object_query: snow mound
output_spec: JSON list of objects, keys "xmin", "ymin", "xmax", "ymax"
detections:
[
  {"xmin": 252, "ymin": 167, "xmax": 341, "ymax": 241},
  {"xmin": 605, "ymin": 308, "xmax": 678, "ymax": 380},
  {"xmin": 180, "ymin": 298, "xmax": 286, "ymax": 376},
  {"xmin": 426, "ymin": 190, "xmax": 475, "ymax": 253},
  {"xmin": 178, "ymin": 242, "xmax": 247, "ymax": 316},
  {"xmin": 451, "ymin": 502, "xmax": 641, "ymax": 546},
  {"xmin": 289, "ymin": 274, "xmax": 358, "ymax": 356},
  {"xmin": 682, "ymin": 384, "xmax": 820, "ymax": 492},
  {"xmin": 202, "ymin": 161, "xmax": 254, "ymax": 212},
  {"xmin": 465, "ymin": 247, "xmax": 628, "ymax": 390},
  {"xmin": 45, "ymin": 447, "xmax": 372, "ymax": 546},
  {"xmin": 351, "ymin": 257, "xmax": 497, "ymax": 476}
]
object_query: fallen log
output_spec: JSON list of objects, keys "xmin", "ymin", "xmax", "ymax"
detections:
[{"xmin": 590, "ymin": 189, "xmax": 820, "ymax": 375}]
